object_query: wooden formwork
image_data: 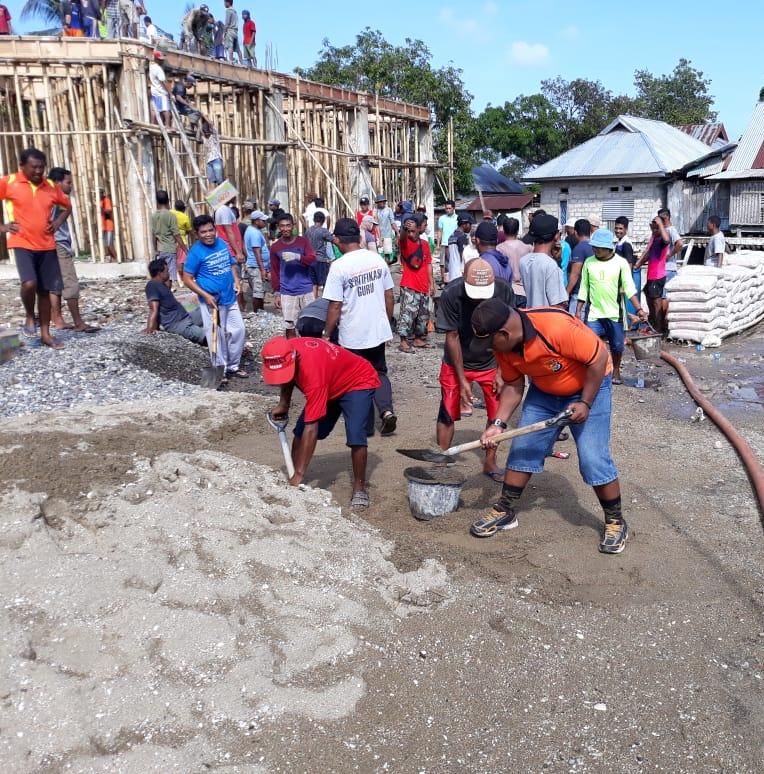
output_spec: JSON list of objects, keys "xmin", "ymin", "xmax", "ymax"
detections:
[{"xmin": 0, "ymin": 36, "xmax": 439, "ymax": 263}]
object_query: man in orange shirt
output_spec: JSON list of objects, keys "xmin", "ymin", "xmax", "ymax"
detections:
[
  {"xmin": 99, "ymin": 188, "xmax": 117, "ymax": 262},
  {"xmin": 0, "ymin": 148, "xmax": 72, "ymax": 349},
  {"xmin": 469, "ymin": 298, "xmax": 628, "ymax": 555}
]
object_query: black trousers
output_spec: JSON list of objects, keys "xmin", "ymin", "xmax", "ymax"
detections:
[{"xmin": 347, "ymin": 342, "xmax": 394, "ymax": 420}]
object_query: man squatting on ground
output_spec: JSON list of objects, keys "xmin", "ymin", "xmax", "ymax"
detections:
[
  {"xmin": 262, "ymin": 336, "xmax": 380, "ymax": 509},
  {"xmin": 144, "ymin": 257, "xmax": 206, "ymax": 344},
  {"xmin": 436, "ymin": 258, "xmax": 515, "ymax": 481},
  {"xmin": 0, "ymin": 148, "xmax": 71, "ymax": 349},
  {"xmin": 323, "ymin": 217, "xmax": 398, "ymax": 436},
  {"xmin": 182, "ymin": 214, "xmax": 247, "ymax": 379},
  {"xmin": 470, "ymin": 299, "xmax": 630, "ymax": 555}
]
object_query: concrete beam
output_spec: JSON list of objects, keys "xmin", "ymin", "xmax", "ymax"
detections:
[
  {"xmin": 348, "ymin": 106, "xmax": 373, "ymax": 203},
  {"xmin": 265, "ymin": 88, "xmax": 289, "ymax": 212}
]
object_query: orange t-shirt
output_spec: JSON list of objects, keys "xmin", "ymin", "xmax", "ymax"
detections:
[
  {"xmin": 0, "ymin": 171, "xmax": 71, "ymax": 251},
  {"xmin": 496, "ymin": 308, "xmax": 613, "ymax": 396},
  {"xmin": 101, "ymin": 196, "xmax": 114, "ymax": 232}
]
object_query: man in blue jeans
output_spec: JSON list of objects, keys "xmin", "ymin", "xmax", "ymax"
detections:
[{"xmin": 469, "ymin": 298, "xmax": 630, "ymax": 555}]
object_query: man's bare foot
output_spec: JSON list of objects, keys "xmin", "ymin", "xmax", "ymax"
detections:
[
  {"xmin": 413, "ymin": 338, "xmax": 429, "ymax": 348},
  {"xmin": 52, "ymin": 320, "xmax": 74, "ymax": 330},
  {"xmin": 73, "ymin": 324, "xmax": 100, "ymax": 333},
  {"xmin": 399, "ymin": 340, "xmax": 413, "ymax": 353},
  {"xmin": 40, "ymin": 336, "xmax": 64, "ymax": 350}
]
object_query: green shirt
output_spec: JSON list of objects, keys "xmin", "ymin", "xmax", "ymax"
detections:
[
  {"xmin": 578, "ymin": 255, "xmax": 637, "ymax": 324},
  {"xmin": 151, "ymin": 209, "xmax": 180, "ymax": 253}
]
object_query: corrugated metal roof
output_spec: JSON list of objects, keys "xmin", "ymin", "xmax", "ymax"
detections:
[
  {"xmin": 708, "ymin": 168, "xmax": 764, "ymax": 180},
  {"xmin": 679, "ymin": 122, "xmax": 729, "ymax": 147},
  {"xmin": 524, "ymin": 115, "xmax": 710, "ymax": 181},
  {"xmin": 724, "ymin": 101, "xmax": 764, "ymax": 171},
  {"xmin": 471, "ymin": 164, "xmax": 524, "ymax": 194},
  {"xmin": 465, "ymin": 193, "xmax": 534, "ymax": 212}
]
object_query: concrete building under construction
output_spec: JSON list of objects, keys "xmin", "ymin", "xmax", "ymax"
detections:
[{"xmin": 0, "ymin": 37, "xmax": 439, "ymax": 263}]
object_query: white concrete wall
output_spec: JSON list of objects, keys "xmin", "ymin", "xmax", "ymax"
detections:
[{"xmin": 539, "ymin": 178, "xmax": 665, "ymax": 240}]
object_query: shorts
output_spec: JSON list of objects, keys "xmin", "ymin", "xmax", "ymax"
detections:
[
  {"xmin": 242, "ymin": 265, "xmax": 264, "ymax": 299},
  {"xmin": 157, "ymin": 251, "xmax": 177, "ymax": 282},
  {"xmin": 243, "ymin": 43, "xmax": 256, "ymax": 61},
  {"xmin": 506, "ymin": 377, "xmax": 618, "ymax": 487},
  {"xmin": 382, "ymin": 236, "xmax": 393, "ymax": 255},
  {"xmin": 309, "ymin": 261, "xmax": 330, "ymax": 288},
  {"xmin": 438, "ymin": 362, "xmax": 499, "ymax": 423},
  {"xmin": 645, "ymin": 278, "xmax": 666, "ymax": 299},
  {"xmin": 152, "ymin": 94, "xmax": 171, "ymax": 114},
  {"xmin": 14, "ymin": 248, "xmax": 63, "ymax": 294},
  {"xmin": 103, "ymin": 231, "xmax": 114, "ymax": 247},
  {"xmin": 294, "ymin": 388, "xmax": 375, "ymax": 447},
  {"xmin": 587, "ymin": 318, "xmax": 625, "ymax": 355},
  {"xmin": 662, "ymin": 269, "xmax": 676, "ymax": 299},
  {"xmin": 206, "ymin": 159, "xmax": 224, "ymax": 185},
  {"xmin": 54, "ymin": 244, "xmax": 80, "ymax": 299},
  {"xmin": 280, "ymin": 292, "xmax": 315, "ymax": 330},
  {"xmin": 704, "ymin": 256, "xmax": 721, "ymax": 268}
]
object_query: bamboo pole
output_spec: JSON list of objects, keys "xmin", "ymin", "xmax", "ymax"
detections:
[
  {"xmin": 102, "ymin": 64, "xmax": 123, "ymax": 263},
  {"xmin": 82, "ymin": 66, "xmax": 105, "ymax": 263},
  {"xmin": 448, "ymin": 116, "xmax": 455, "ymax": 200},
  {"xmin": 12, "ymin": 73, "xmax": 29, "ymax": 148}
]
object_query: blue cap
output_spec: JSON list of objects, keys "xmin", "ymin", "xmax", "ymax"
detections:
[{"xmin": 590, "ymin": 228, "xmax": 616, "ymax": 249}]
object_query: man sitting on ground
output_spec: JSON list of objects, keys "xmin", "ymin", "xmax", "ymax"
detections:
[
  {"xmin": 436, "ymin": 258, "xmax": 514, "ymax": 481},
  {"xmin": 470, "ymin": 299, "xmax": 630, "ymax": 555},
  {"xmin": 144, "ymin": 257, "xmax": 206, "ymax": 344},
  {"xmin": 263, "ymin": 336, "xmax": 380, "ymax": 509}
]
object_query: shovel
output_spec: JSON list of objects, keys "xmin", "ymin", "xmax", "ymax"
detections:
[
  {"xmin": 397, "ymin": 409, "xmax": 573, "ymax": 464},
  {"xmin": 266, "ymin": 411, "xmax": 296, "ymax": 478},
  {"xmin": 200, "ymin": 306, "xmax": 226, "ymax": 389}
]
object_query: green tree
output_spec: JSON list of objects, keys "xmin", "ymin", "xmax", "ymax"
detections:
[
  {"xmin": 297, "ymin": 28, "xmax": 476, "ymax": 193},
  {"xmin": 632, "ymin": 58, "xmax": 716, "ymax": 125}
]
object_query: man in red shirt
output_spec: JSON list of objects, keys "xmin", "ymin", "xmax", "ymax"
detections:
[
  {"xmin": 0, "ymin": 4, "xmax": 12, "ymax": 34},
  {"xmin": 263, "ymin": 336, "xmax": 380, "ymax": 508},
  {"xmin": 397, "ymin": 213, "xmax": 434, "ymax": 352},
  {"xmin": 241, "ymin": 10, "xmax": 256, "ymax": 67},
  {"xmin": 0, "ymin": 148, "xmax": 72, "ymax": 349}
]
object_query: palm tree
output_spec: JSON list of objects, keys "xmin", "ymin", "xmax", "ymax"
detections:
[{"xmin": 20, "ymin": 0, "xmax": 64, "ymax": 29}]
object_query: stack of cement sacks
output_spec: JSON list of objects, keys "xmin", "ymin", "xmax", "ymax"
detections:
[{"xmin": 666, "ymin": 250, "xmax": 764, "ymax": 347}]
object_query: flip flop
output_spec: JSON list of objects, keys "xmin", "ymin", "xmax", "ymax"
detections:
[
  {"xmin": 225, "ymin": 369, "xmax": 249, "ymax": 378},
  {"xmin": 612, "ymin": 377, "xmax": 624, "ymax": 385},
  {"xmin": 21, "ymin": 325, "xmax": 37, "ymax": 338},
  {"xmin": 548, "ymin": 451, "xmax": 570, "ymax": 460},
  {"xmin": 398, "ymin": 344, "xmax": 414, "ymax": 354},
  {"xmin": 556, "ymin": 430, "xmax": 570, "ymax": 442},
  {"xmin": 74, "ymin": 325, "xmax": 100, "ymax": 333},
  {"xmin": 482, "ymin": 470, "xmax": 504, "ymax": 482},
  {"xmin": 350, "ymin": 490, "xmax": 370, "ymax": 509},
  {"xmin": 41, "ymin": 339, "xmax": 64, "ymax": 350}
]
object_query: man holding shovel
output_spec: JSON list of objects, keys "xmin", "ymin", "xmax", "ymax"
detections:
[
  {"xmin": 182, "ymin": 214, "xmax": 248, "ymax": 380},
  {"xmin": 262, "ymin": 336, "xmax": 380, "ymax": 509},
  {"xmin": 469, "ymin": 298, "xmax": 629, "ymax": 555}
]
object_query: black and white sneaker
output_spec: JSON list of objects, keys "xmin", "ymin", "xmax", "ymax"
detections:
[
  {"xmin": 470, "ymin": 507, "xmax": 518, "ymax": 538},
  {"xmin": 599, "ymin": 518, "xmax": 629, "ymax": 554}
]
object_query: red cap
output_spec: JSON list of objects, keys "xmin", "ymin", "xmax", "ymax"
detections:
[
  {"xmin": 153, "ymin": 50, "xmax": 165, "ymax": 61},
  {"xmin": 261, "ymin": 337, "xmax": 296, "ymax": 384}
]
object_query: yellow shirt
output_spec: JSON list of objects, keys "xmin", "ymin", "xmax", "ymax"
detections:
[{"xmin": 171, "ymin": 209, "xmax": 192, "ymax": 246}]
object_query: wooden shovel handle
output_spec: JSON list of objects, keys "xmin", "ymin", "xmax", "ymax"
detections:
[
  {"xmin": 210, "ymin": 307, "xmax": 219, "ymax": 357},
  {"xmin": 446, "ymin": 409, "xmax": 573, "ymax": 456}
]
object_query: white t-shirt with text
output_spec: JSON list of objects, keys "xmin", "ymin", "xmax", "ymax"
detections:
[{"xmin": 322, "ymin": 248, "xmax": 394, "ymax": 349}]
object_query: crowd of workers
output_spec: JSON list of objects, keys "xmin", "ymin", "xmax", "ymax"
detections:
[{"xmin": 1, "ymin": 139, "xmax": 730, "ymax": 557}]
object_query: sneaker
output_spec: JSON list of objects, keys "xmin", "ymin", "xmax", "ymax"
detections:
[
  {"xmin": 599, "ymin": 518, "xmax": 629, "ymax": 554},
  {"xmin": 470, "ymin": 506, "xmax": 518, "ymax": 538},
  {"xmin": 380, "ymin": 412, "xmax": 397, "ymax": 436}
]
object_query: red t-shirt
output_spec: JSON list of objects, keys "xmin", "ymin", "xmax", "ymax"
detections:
[
  {"xmin": 355, "ymin": 209, "xmax": 373, "ymax": 225},
  {"xmin": 243, "ymin": 19, "xmax": 256, "ymax": 45},
  {"xmin": 0, "ymin": 6, "xmax": 11, "ymax": 35},
  {"xmin": 399, "ymin": 236, "xmax": 432, "ymax": 294},
  {"xmin": 292, "ymin": 338, "xmax": 380, "ymax": 423}
]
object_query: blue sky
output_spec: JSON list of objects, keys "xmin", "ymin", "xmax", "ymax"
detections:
[{"xmin": 5, "ymin": 0, "xmax": 760, "ymax": 139}]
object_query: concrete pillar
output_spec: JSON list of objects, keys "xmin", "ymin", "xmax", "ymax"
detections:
[
  {"xmin": 348, "ymin": 102, "xmax": 372, "ymax": 203},
  {"xmin": 265, "ymin": 88, "xmax": 289, "ymax": 212},
  {"xmin": 118, "ymin": 52, "xmax": 155, "ymax": 261},
  {"xmin": 417, "ymin": 124, "xmax": 435, "ymax": 225}
]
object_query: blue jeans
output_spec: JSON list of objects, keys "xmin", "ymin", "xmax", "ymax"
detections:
[
  {"xmin": 587, "ymin": 318, "xmax": 625, "ymax": 355},
  {"xmin": 206, "ymin": 159, "xmax": 224, "ymax": 185},
  {"xmin": 506, "ymin": 377, "xmax": 618, "ymax": 486},
  {"xmin": 294, "ymin": 389, "xmax": 375, "ymax": 447}
]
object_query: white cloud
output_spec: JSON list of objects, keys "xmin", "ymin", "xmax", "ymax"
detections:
[
  {"xmin": 438, "ymin": 8, "xmax": 479, "ymax": 35},
  {"xmin": 561, "ymin": 24, "xmax": 580, "ymax": 40},
  {"xmin": 508, "ymin": 41, "xmax": 550, "ymax": 67}
]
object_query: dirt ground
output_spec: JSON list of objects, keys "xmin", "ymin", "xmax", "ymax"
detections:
[{"xmin": 1, "ymin": 296, "xmax": 763, "ymax": 771}]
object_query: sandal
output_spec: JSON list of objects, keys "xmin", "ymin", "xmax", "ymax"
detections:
[
  {"xmin": 225, "ymin": 369, "xmax": 249, "ymax": 378},
  {"xmin": 350, "ymin": 490, "xmax": 370, "ymax": 509},
  {"xmin": 21, "ymin": 324, "xmax": 37, "ymax": 338},
  {"xmin": 482, "ymin": 469, "xmax": 504, "ymax": 482},
  {"xmin": 556, "ymin": 430, "xmax": 570, "ymax": 442},
  {"xmin": 74, "ymin": 324, "xmax": 100, "ymax": 333},
  {"xmin": 548, "ymin": 451, "xmax": 570, "ymax": 460},
  {"xmin": 398, "ymin": 344, "xmax": 414, "ymax": 354}
]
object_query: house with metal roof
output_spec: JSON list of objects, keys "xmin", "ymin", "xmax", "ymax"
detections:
[
  {"xmin": 679, "ymin": 122, "xmax": 729, "ymax": 148},
  {"xmin": 524, "ymin": 115, "xmax": 710, "ymax": 239}
]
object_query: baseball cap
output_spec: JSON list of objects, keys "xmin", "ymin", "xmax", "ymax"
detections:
[
  {"xmin": 471, "ymin": 298, "xmax": 512, "ymax": 338},
  {"xmin": 268, "ymin": 198, "xmax": 281, "ymax": 206},
  {"xmin": 153, "ymin": 50, "xmax": 165, "ymax": 60},
  {"xmin": 464, "ymin": 258, "xmax": 495, "ymax": 300},
  {"xmin": 361, "ymin": 214, "xmax": 379, "ymax": 225},
  {"xmin": 250, "ymin": 210, "xmax": 267, "ymax": 221},
  {"xmin": 359, "ymin": 195, "xmax": 370, "ymax": 204},
  {"xmin": 261, "ymin": 337, "xmax": 296, "ymax": 385},
  {"xmin": 523, "ymin": 213, "xmax": 559, "ymax": 244},
  {"xmin": 457, "ymin": 213, "xmax": 474, "ymax": 225},
  {"xmin": 374, "ymin": 194, "xmax": 387, "ymax": 203},
  {"xmin": 334, "ymin": 217, "xmax": 360, "ymax": 239},
  {"xmin": 588, "ymin": 213, "xmax": 602, "ymax": 228},
  {"xmin": 590, "ymin": 228, "xmax": 616, "ymax": 249},
  {"xmin": 475, "ymin": 221, "xmax": 498, "ymax": 244}
]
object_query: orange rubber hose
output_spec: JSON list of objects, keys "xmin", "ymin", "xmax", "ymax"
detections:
[{"xmin": 660, "ymin": 351, "xmax": 764, "ymax": 524}]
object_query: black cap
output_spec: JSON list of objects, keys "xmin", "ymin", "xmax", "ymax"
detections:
[
  {"xmin": 523, "ymin": 213, "xmax": 559, "ymax": 244},
  {"xmin": 359, "ymin": 195, "xmax": 370, "ymax": 204},
  {"xmin": 333, "ymin": 217, "xmax": 360, "ymax": 239},
  {"xmin": 471, "ymin": 298, "xmax": 512, "ymax": 338},
  {"xmin": 475, "ymin": 221, "xmax": 498, "ymax": 244},
  {"xmin": 457, "ymin": 213, "xmax": 474, "ymax": 225}
]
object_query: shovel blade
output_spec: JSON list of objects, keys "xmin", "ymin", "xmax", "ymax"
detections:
[
  {"xmin": 396, "ymin": 447, "xmax": 456, "ymax": 464},
  {"xmin": 200, "ymin": 365, "xmax": 226, "ymax": 389}
]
